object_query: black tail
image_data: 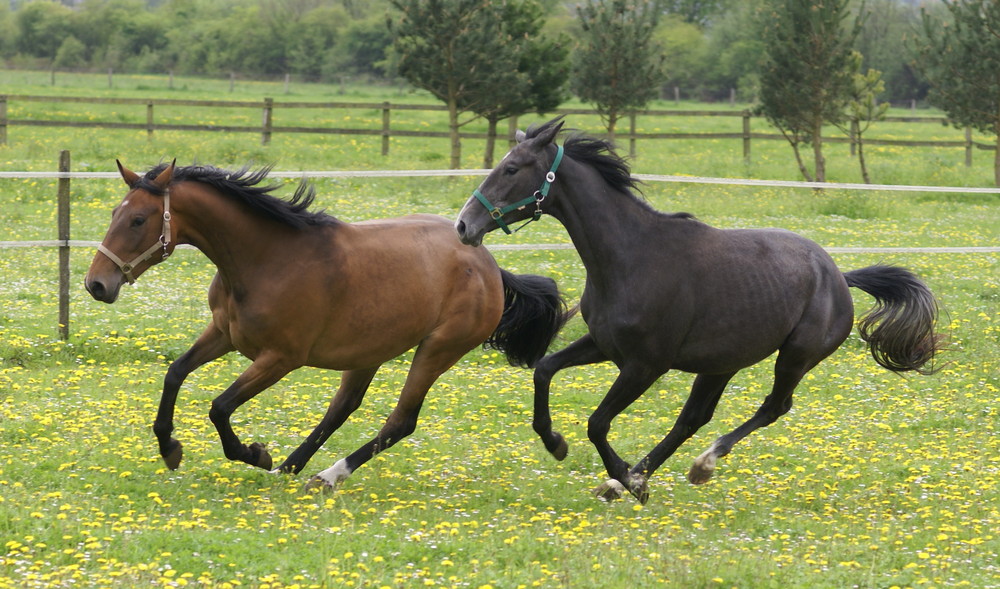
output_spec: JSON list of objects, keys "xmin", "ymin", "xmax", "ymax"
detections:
[
  {"xmin": 484, "ymin": 269, "xmax": 572, "ymax": 368},
  {"xmin": 844, "ymin": 265, "xmax": 945, "ymax": 375}
]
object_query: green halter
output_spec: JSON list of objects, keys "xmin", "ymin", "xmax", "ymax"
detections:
[{"xmin": 472, "ymin": 144, "xmax": 564, "ymax": 235}]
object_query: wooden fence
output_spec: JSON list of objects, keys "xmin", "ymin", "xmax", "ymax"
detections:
[{"xmin": 0, "ymin": 94, "xmax": 994, "ymax": 164}]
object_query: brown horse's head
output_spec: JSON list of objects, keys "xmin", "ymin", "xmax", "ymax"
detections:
[{"xmin": 85, "ymin": 160, "xmax": 175, "ymax": 303}]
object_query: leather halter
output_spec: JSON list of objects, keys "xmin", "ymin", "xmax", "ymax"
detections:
[{"xmin": 97, "ymin": 189, "xmax": 172, "ymax": 284}]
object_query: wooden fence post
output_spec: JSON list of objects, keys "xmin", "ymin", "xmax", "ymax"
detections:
[
  {"xmin": 0, "ymin": 95, "xmax": 7, "ymax": 146},
  {"xmin": 58, "ymin": 150, "xmax": 71, "ymax": 341},
  {"xmin": 965, "ymin": 127, "xmax": 973, "ymax": 167},
  {"xmin": 381, "ymin": 102, "xmax": 391, "ymax": 156},
  {"xmin": 146, "ymin": 101, "xmax": 154, "ymax": 141},
  {"xmin": 262, "ymin": 97, "xmax": 273, "ymax": 145},
  {"xmin": 742, "ymin": 110, "xmax": 751, "ymax": 165},
  {"xmin": 507, "ymin": 116, "xmax": 519, "ymax": 148},
  {"xmin": 629, "ymin": 112, "xmax": 637, "ymax": 159}
]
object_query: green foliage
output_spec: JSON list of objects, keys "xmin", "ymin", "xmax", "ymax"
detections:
[
  {"xmin": 842, "ymin": 56, "xmax": 889, "ymax": 184},
  {"xmin": 654, "ymin": 14, "xmax": 707, "ymax": 97},
  {"xmin": 14, "ymin": 0, "xmax": 77, "ymax": 59},
  {"xmin": 854, "ymin": 0, "xmax": 928, "ymax": 103},
  {"xmin": 571, "ymin": 0, "xmax": 665, "ymax": 135},
  {"xmin": 388, "ymin": 0, "xmax": 569, "ymax": 168},
  {"xmin": 701, "ymin": 1, "xmax": 766, "ymax": 101},
  {"xmin": 756, "ymin": 0, "xmax": 863, "ymax": 182},
  {"xmin": 916, "ymin": 0, "xmax": 1000, "ymax": 186}
]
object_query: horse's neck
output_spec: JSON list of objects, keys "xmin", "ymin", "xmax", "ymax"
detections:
[
  {"xmin": 174, "ymin": 188, "xmax": 295, "ymax": 279},
  {"xmin": 549, "ymin": 176, "xmax": 657, "ymax": 273}
]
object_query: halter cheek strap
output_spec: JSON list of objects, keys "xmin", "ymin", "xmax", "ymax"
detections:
[
  {"xmin": 472, "ymin": 144, "xmax": 564, "ymax": 235},
  {"xmin": 97, "ymin": 189, "xmax": 172, "ymax": 284}
]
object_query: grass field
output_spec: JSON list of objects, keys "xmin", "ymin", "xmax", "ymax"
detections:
[{"xmin": 0, "ymin": 71, "xmax": 998, "ymax": 588}]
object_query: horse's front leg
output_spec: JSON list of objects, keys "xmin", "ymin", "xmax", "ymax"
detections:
[
  {"xmin": 209, "ymin": 352, "xmax": 294, "ymax": 470},
  {"xmin": 532, "ymin": 334, "xmax": 608, "ymax": 460},
  {"xmin": 588, "ymin": 363, "xmax": 661, "ymax": 504},
  {"xmin": 155, "ymin": 324, "xmax": 234, "ymax": 470}
]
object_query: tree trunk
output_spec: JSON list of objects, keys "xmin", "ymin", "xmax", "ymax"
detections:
[
  {"xmin": 812, "ymin": 118, "xmax": 826, "ymax": 183},
  {"xmin": 791, "ymin": 140, "xmax": 814, "ymax": 183},
  {"xmin": 858, "ymin": 136, "xmax": 871, "ymax": 184},
  {"xmin": 483, "ymin": 117, "xmax": 498, "ymax": 169},
  {"xmin": 448, "ymin": 98, "xmax": 461, "ymax": 170}
]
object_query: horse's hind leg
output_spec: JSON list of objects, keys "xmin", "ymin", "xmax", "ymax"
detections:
[
  {"xmin": 155, "ymin": 324, "xmax": 234, "ymax": 470},
  {"xmin": 273, "ymin": 366, "xmax": 379, "ymax": 474},
  {"xmin": 307, "ymin": 338, "xmax": 467, "ymax": 491},
  {"xmin": 533, "ymin": 334, "xmax": 608, "ymax": 460},
  {"xmin": 688, "ymin": 355, "xmax": 812, "ymax": 484}
]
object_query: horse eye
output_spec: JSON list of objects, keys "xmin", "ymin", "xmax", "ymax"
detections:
[
  {"xmin": 504, "ymin": 165, "xmax": 517, "ymax": 175},
  {"xmin": 131, "ymin": 216, "xmax": 146, "ymax": 228}
]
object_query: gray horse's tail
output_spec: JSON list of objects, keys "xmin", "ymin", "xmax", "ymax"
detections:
[
  {"xmin": 844, "ymin": 265, "xmax": 945, "ymax": 375},
  {"xmin": 485, "ymin": 269, "xmax": 573, "ymax": 368}
]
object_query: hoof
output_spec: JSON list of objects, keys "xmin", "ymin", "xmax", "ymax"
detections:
[
  {"xmin": 249, "ymin": 442, "xmax": 273, "ymax": 471},
  {"xmin": 161, "ymin": 439, "xmax": 183, "ymax": 471},
  {"xmin": 302, "ymin": 475, "xmax": 336, "ymax": 493},
  {"xmin": 549, "ymin": 432, "xmax": 568, "ymax": 461},
  {"xmin": 626, "ymin": 474, "xmax": 649, "ymax": 505},
  {"xmin": 687, "ymin": 457, "xmax": 716, "ymax": 485},
  {"xmin": 593, "ymin": 478, "xmax": 626, "ymax": 502}
]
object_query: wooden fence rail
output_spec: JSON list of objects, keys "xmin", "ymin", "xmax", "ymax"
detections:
[{"xmin": 1, "ymin": 94, "xmax": 994, "ymax": 164}]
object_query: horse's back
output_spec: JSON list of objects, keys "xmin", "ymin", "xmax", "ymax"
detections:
[
  {"xmin": 619, "ymin": 222, "xmax": 854, "ymax": 372},
  {"xmin": 215, "ymin": 214, "xmax": 504, "ymax": 369}
]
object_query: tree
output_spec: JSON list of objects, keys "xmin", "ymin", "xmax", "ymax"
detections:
[
  {"xmin": 53, "ymin": 35, "xmax": 87, "ymax": 70},
  {"xmin": 661, "ymin": 0, "xmax": 727, "ymax": 26},
  {"xmin": 326, "ymin": 16, "xmax": 393, "ymax": 79},
  {"xmin": 756, "ymin": 0, "xmax": 862, "ymax": 182},
  {"xmin": 655, "ymin": 14, "xmax": 707, "ymax": 100},
  {"xmin": 571, "ymin": 0, "xmax": 665, "ymax": 137},
  {"xmin": 460, "ymin": 0, "xmax": 570, "ymax": 168},
  {"xmin": 0, "ymin": 3, "xmax": 17, "ymax": 59},
  {"xmin": 916, "ymin": 0, "xmax": 1000, "ymax": 187},
  {"xmin": 853, "ymin": 0, "xmax": 927, "ymax": 103},
  {"xmin": 389, "ymin": 0, "xmax": 545, "ymax": 168},
  {"xmin": 701, "ymin": 0, "xmax": 766, "ymax": 101},
  {"xmin": 76, "ymin": 0, "xmax": 168, "ymax": 71},
  {"xmin": 834, "ymin": 53, "xmax": 889, "ymax": 184},
  {"xmin": 14, "ymin": 1, "xmax": 77, "ymax": 60}
]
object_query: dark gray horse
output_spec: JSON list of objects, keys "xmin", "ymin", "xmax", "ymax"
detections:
[{"xmin": 455, "ymin": 118, "xmax": 943, "ymax": 504}]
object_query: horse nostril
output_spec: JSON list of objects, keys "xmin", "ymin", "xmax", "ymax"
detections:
[
  {"xmin": 456, "ymin": 220, "xmax": 467, "ymax": 236},
  {"xmin": 87, "ymin": 280, "xmax": 105, "ymax": 299}
]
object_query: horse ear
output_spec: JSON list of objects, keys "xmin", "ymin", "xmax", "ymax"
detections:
[
  {"xmin": 116, "ymin": 160, "xmax": 140, "ymax": 187},
  {"xmin": 153, "ymin": 159, "xmax": 176, "ymax": 190},
  {"xmin": 534, "ymin": 118, "xmax": 564, "ymax": 148},
  {"xmin": 515, "ymin": 129, "xmax": 527, "ymax": 143}
]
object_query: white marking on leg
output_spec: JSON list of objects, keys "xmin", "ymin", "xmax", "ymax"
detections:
[
  {"xmin": 693, "ymin": 446, "xmax": 718, "ymax": 474},
  {"xmin": 315, "ymin": 459, "xmax": 352, "ymax": 487}
]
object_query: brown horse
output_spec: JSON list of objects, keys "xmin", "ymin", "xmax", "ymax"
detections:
[{"xmin": 85, "ymin": 161, "xmax": 569, "ymax": 490}]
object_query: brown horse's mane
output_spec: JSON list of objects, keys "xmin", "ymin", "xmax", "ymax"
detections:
[{"xmin": 138, "ymin": 163, "xmax": 338, "ymax": 229}]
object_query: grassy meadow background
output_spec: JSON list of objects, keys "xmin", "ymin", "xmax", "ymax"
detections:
[{"xmin": 0, "ymin": 71, "xmax": 998, "ymax": 588}]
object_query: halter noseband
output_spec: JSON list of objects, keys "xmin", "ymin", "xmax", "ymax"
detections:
[
  {"xmin": 472, "ymin": 143, "xmax": 564, "ymax": 235},
  {"xmin": 97, "ymin": 188, "xmax": 172, "ymax": 284}
]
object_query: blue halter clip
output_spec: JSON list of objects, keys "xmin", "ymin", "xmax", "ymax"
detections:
[{"xmin": 472, "ymin": 144, "xmax": 564, "ymax": 235}]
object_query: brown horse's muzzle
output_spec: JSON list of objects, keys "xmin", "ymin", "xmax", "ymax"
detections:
[{"xmin": 84, "ymin": 256, "xmax": 125, "ymax": 304}]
